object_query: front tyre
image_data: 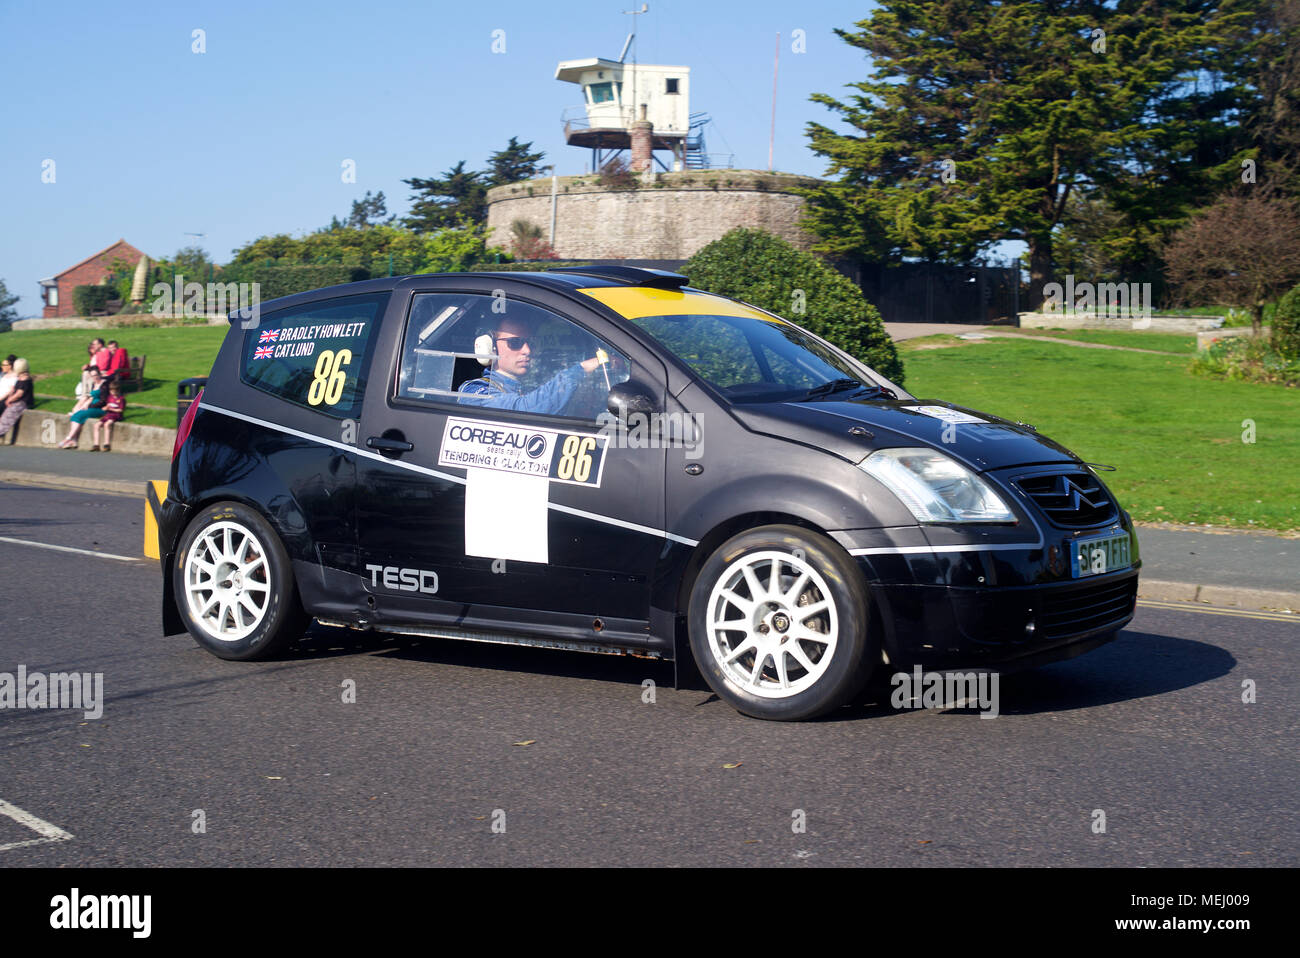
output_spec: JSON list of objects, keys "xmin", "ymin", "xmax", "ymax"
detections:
[
  {"xmin": 687, "ymin": 525, "xmax": 875, "ymax": 721},
  {"xmin": 173, "ymin": 501, "xmax": 308, "ymax": 661}
]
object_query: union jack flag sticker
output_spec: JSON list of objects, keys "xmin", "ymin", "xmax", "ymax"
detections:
[
  {"xmin": 254, "ymin": 345, "xmax": 274, "ymax": 359},
  {"xmin": 258, "ymin": 329, "xmax": 280, "ymax": 344}
]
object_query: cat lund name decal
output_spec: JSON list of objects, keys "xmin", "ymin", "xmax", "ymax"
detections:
[{"xmin": 438, "ymin": 417, "xmax": 608, "ymax": 488}]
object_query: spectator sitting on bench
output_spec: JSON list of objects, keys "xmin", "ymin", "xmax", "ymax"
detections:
[
  {"xmin": 90, "ymin": 381, "xmax": 126, "ymax": 452},
  {"xmin": 78, "ymin": 339, "xmax": 111, "ymax": 396},
  {"xmin": 59, "ymin": 367, "xmax": 107, "ymax": 449},
  {"xmin": 103, "ymin": 339, "xmax": 130, "ymax": 385},
  {"xmin": 0, "ymin": 358, "xmax": 34, "ymax": 440}
]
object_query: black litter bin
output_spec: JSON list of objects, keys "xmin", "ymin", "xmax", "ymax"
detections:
[{"xmin": 177, "ymin": 377, "xmax": 208, "ymax": 427}]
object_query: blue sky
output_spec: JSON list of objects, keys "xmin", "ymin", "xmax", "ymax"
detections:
[{"xmin": 0, "ymin": 0, "xmax": 884, "ymax": 315}]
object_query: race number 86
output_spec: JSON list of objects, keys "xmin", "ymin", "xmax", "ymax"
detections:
[
  {"xmin": 308, "ymin": 349, "xmax": 352, "ymax": 406},
  {"xmin": 556, "ymin": 435, "xmax": 597, "ymax": 483}
]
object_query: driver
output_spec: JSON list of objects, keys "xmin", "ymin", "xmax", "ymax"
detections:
[{"xmin": 458, "ymin": 315, "xmax": 607, "ymax": 415}]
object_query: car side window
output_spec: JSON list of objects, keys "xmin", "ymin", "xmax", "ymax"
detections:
[
  {"xmin": 396, "ymin": 292, "xmax": 631, "ymax": 422},
  {"xmin": 240, "ymin": 293, "xmax": 386, "ymax": 419}
]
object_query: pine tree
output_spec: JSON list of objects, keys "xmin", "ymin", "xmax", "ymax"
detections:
[
  {"xmin": 0, "ymin": 277, "xmax": 21, "ymax": 326},
  {"xmin": 486, "ymin": 137, "xmax": 546, "ymax": 187},
  {"xmin": 800, "ymin": 0, "xmax": 1247, "ymax": 305},
  {"xmin": 1242, "ymin": 0, "xmax": 1300, "ymax": 198},
  {"xmin": 402, "ymin": 162, "xmax": 487, "ymax": 233},
  {"xmin": 345, "ymin": 191, "xmax": 392, "ymax": 230}
]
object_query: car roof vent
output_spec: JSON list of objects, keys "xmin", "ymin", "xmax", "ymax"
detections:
[{"xmin": 548, "ymin": 265, "xmax": 689, "ymax": 289}]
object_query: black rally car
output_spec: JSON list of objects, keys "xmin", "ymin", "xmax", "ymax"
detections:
[{"xmin": 159, "ymin": 266, "xmax": 1139, "ymax": 720}]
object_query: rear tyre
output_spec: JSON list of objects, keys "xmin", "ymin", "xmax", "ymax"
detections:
[
  {"xmin": 687, "ymin": 524, "xmax": 875, "ymax": 721},
  {"xmin": 173, "ymin": 501, "xmax": 308, "ymax": 661}
]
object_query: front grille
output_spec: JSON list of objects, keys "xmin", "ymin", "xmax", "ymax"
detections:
[
  {"xmin": 1015, "ymin": 471, "xmax": 1117, "ymax": 527},
  {"xmin": 1037, "ymin": 577, "xmax": 1136, "ymax": 640}
]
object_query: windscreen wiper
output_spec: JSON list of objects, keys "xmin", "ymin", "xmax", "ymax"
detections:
[{"xmin": 800, "ymin": 378, "xmax": 863, "ymax": 400}]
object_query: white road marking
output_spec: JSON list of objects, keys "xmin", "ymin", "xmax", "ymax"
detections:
[
  {"xmin": 0, "ymin": 536, "xmax": 139, "ymax": 562},
  {"xmin": 0, "ymin": 798, "xmax": 74, "ymax": 851}
]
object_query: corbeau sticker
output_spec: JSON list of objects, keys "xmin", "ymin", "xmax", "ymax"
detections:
[
  {"xmin": 438, "ymin": 417, "xmax": 608, "ymax": 488},
  {"xmin": 902, "ymin": 405, "xmax": 988, "ymax": 425}
]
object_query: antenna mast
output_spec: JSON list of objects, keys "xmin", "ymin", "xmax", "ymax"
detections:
[
  {"xmin": 770, "ymin": 32, "xmax": 779, "ymax": 172},
  {"xmin": 622, "ymin": 3, "xmax": 648, "ymax": 128}
]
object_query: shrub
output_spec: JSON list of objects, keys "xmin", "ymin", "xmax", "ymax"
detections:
[
  {"xmin": 104, "ymin": 257, "xmax": 138, "ymax": 304},
  {"xmin": 1191, "ymin": 334, "xmax": 1300, "ymax": 386},
  {"xmin": 222, "ymin": 264, "xmax": 368, "ymax": 301},
  {"xmin": 683, "ymin": 228, "xmax": 904, "ymax": 384},
  {"xmin": 1271, "ymin": 285, "xmax": 1300, "ymax": 360},
  {"xmin": 509, "ymin": 219, "xmax": 558, "ymax": 260},
  {"xmin": 72, "ymin": 284, "xmax": 116, "ymax": 316},
  {"xmin": 598, "ymin": 156, "xmax": 637, "ymax": 191}
]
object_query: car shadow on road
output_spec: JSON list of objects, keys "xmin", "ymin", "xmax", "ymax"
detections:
[
  {"xmin": 290, "ymin": 625, "xmax": 1235, "ymax": 721},
  {"xmin": 294, "ymin": 622, "xmax": 675, "ymax": 689},
  {"xmin": 833, "ymin": 629, "xmax": 1237, "ymax": 722}
]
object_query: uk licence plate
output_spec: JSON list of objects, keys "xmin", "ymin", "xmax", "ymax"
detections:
[{"xmin": 1071, "ymin": 533, "xmax": 1131, "ymax": 578}]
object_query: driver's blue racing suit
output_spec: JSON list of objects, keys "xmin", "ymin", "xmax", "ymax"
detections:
[{"xmin": 457, "ymin": 365, "xmax": 587, "ymax": 415}]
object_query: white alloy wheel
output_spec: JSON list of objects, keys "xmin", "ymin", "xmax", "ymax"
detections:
[
  {"xmin": 184, "ymin": 520, "xmax": 272, "ymax": 642},
  {"xmin": 704, "ymin": 549, "xmax": 840, "ymax": 699}
]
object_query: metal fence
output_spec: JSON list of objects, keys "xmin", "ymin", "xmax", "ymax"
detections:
[{"xmin": 847, "ymin": 262, "xmax": 1022, "ymax": 325}]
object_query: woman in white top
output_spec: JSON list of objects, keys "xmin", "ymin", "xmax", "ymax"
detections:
[{"xmin": 0, "ymin": 355, "xmax": 17, "ymax": 405}]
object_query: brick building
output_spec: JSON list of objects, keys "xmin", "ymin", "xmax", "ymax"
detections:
[{"xmin": 38, "ymin": 239, "xmax": 144, "ymax": 318}]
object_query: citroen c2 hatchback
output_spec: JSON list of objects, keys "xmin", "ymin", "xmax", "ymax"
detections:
[{"xmin": 158, "ymin": 266, "xmax": 1139, "ymax": 720}]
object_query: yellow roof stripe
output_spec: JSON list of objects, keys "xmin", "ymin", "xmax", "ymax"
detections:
[{"xmin": 578, "ymin": 285, "xmax": 776, "ymax": 321}]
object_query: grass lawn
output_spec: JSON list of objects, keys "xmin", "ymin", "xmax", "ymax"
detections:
[
  {"xmin": 993, "ymin": 327, "xmax": 1198, "ymax": 354},
  {"xmin": 902, "ymin": 337, "xmax": 1300, "ymax": 533},
  {"xmin": 2, "ymin": 326, "xmax": 228, "ymax": 428}
]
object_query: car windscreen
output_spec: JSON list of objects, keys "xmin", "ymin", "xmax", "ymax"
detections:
[{"xmin": 627, "ymin": 312, "xmax": 874, "ymax": 403}]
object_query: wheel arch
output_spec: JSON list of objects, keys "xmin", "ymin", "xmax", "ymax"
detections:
[
  {"xmin": 164, "ymin": 490, "xmax": 312, "ymax": 631},
  {"xmin": 171, "ymin": 489, "xmax": 313, "ymax": 562},
  {"xmin": 672, "ymin": 511, "xmax": 839, "ymax": 618}
]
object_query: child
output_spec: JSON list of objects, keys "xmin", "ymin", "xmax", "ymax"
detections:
[{"xmin": 91, "ymin": 381, "xmax": 126, "ymax": 452}]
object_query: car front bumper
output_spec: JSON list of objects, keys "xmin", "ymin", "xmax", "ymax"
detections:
[
  {"xmin": 865, "ymin": 567, "xmax": 1137, "ymax": 670},
  {"xmin": 836, "ymin": 518, "xmax": 1141, "ymax": 671}
]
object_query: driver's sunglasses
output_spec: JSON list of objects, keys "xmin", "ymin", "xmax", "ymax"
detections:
[{"xmin": 495, "ymin": 336, "xmax": 533, "ymax": 351}]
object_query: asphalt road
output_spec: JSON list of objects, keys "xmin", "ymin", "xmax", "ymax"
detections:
[{"xmin": 1, "ymin": 482, "xmax": 1296, "ymax": 867}]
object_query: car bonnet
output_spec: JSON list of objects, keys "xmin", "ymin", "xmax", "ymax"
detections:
[{"xmin": 729, "ymin": 398, "xmax": 1080, "ymax": 472}]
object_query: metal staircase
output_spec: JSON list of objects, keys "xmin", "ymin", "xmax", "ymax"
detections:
[{"xmin": 685, "ymin": 112, "xmax": 711, "ymax": 169}]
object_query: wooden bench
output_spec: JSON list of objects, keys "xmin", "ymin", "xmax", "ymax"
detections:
[{"xmin": 121, "ymin": 354, "xmax": 146, "ymax": 392}]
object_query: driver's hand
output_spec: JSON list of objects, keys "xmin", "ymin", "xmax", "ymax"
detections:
[{"xmin": 580, "ymin": 350, "xmax": 609, "ymax": 373}]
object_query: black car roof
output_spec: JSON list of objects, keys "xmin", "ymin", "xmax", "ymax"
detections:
[{"xmin": 237, "ymin": 266, "xmax": 691, "ymax": 318}]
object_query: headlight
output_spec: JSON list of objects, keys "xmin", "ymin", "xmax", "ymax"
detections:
[{"xmin": 859, "ymin": 448, "xmax": 1015, "ymax": 523}]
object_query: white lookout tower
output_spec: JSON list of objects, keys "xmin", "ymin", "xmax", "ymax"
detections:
[{"xmin": 556, "ymin": 56, "xmax": 725, "ymax": 172}]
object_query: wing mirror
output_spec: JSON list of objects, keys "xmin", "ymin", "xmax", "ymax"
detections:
[{"xmin": 606, "ymin": 380, "xmax": 660, "ymax": 419}]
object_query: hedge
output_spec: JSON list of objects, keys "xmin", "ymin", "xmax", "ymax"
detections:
[
  {"xmin": 230, "ymin": 264, "xmax": 370, "ymax": 301},
  {"xmin": 682, "ymin": 228, "xmax": 904, "ymax": 384},
  {"xmin": 72, "ymin": 284, "xmax": 116, "ymax": 316}
]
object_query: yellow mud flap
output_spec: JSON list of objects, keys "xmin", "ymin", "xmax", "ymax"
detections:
[{"xmin": 144, "ymin": 480, "xmax": 168, "ymax": 559}]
